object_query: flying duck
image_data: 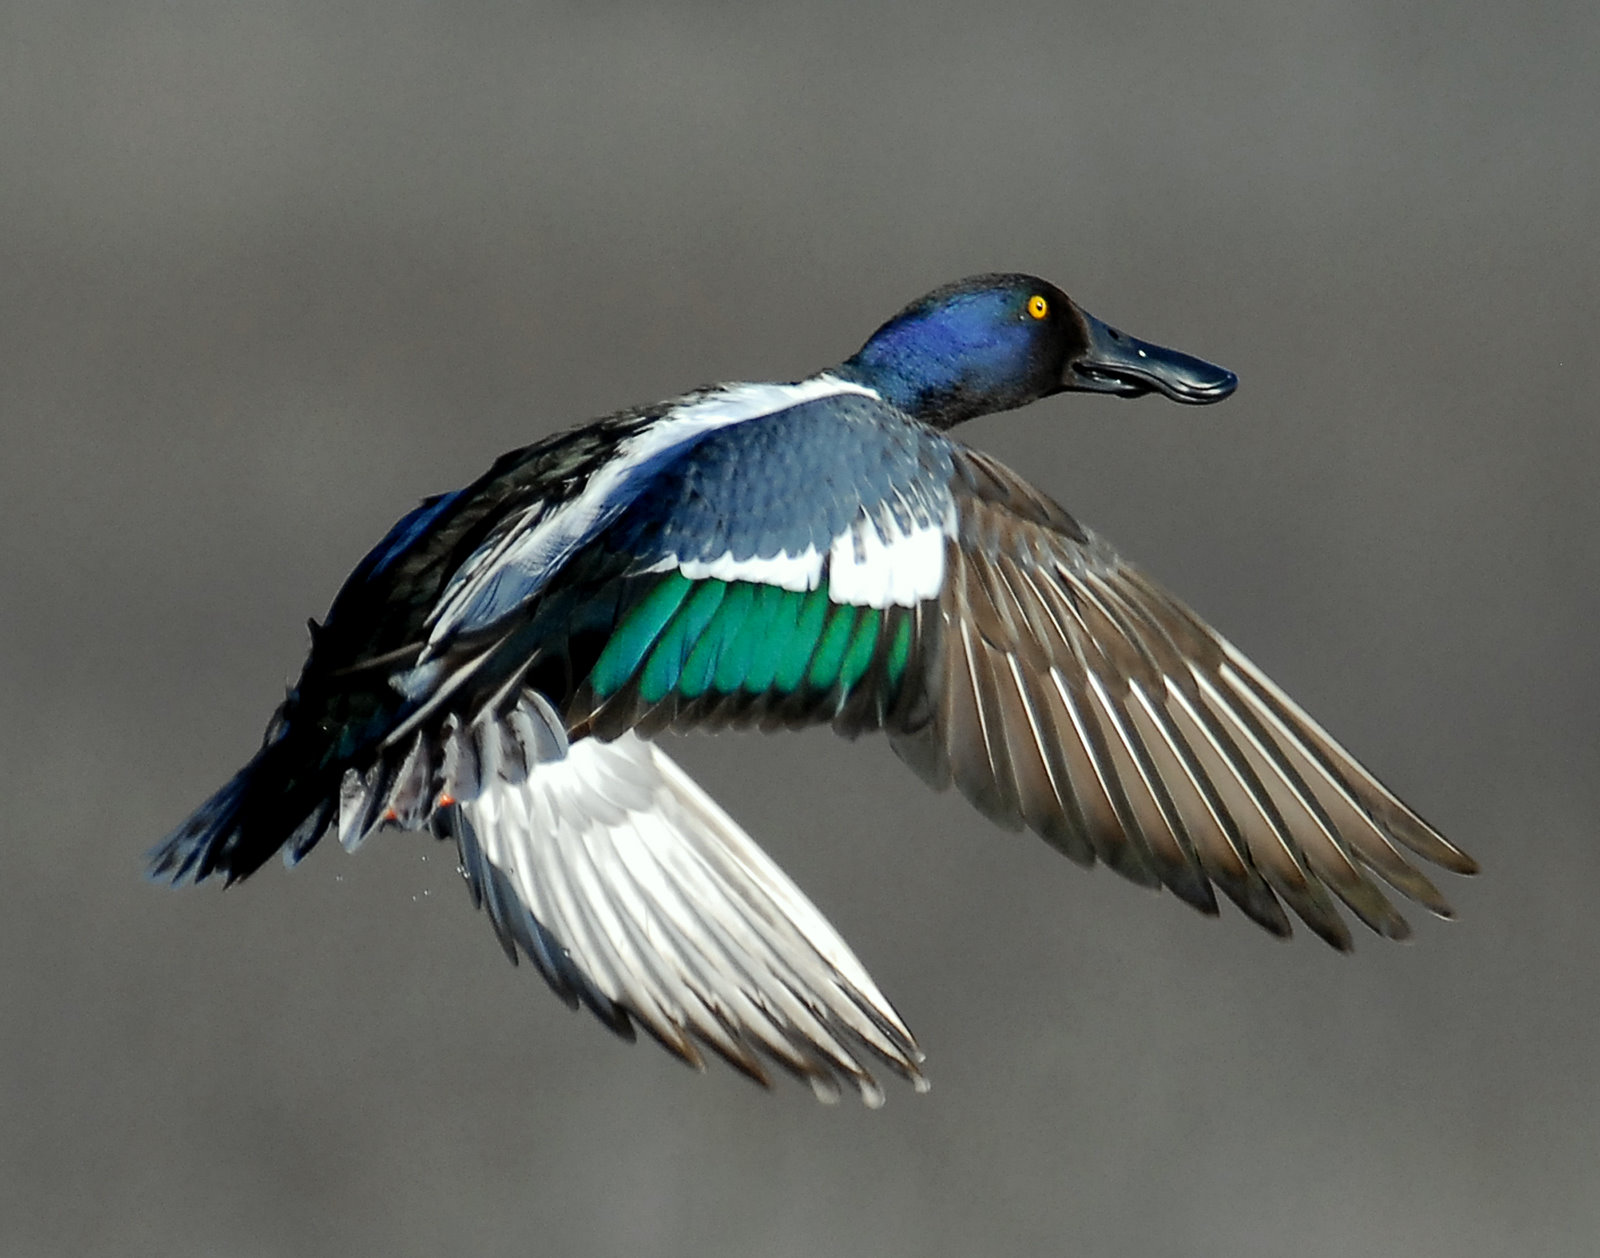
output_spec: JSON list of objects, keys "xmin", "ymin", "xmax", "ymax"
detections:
[{"xmin": 151, "ymin": 273, "xmax": 1476, "ymax": 1106}]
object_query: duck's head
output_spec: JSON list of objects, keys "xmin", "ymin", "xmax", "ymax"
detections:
[{"xmin": 839, "ymin": 273, "xmax": 1237, "ymax": 428}]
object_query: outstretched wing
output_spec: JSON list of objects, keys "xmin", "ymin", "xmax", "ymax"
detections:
[
  {"xmin": 886, "ymin": 446, "xmax": 1477, "ymax": 949},
  {"xmin": 564, "ymin": 424, "xmax": 1476, "ymax": 950},
  {"xmin": 440, "ymin": 716, "xmax": 926, "ymax": 1105},
  {"xmin": 326, "ymin": 688, "xmax": 927, "ymax": 1105}
]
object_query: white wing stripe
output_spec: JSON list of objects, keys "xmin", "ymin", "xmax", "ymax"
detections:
[
  {"xmin": 674, "ymin": 545, "xmax": 824, "ymax": 592},
  {"xmin": 660, "ymin": 503, "xmax": 949, "ymax": 610},
  {"xmin": 827, "ymin": 506, "xmax": 947, "ymax": 608}
]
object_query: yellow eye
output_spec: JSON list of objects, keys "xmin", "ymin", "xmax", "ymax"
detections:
[{"xmin": 1027, "ymin": 295, "xmax": 1049, "ymax": 320}]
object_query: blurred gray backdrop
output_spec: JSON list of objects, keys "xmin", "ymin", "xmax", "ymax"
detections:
[{"xmin": 3, "ymin": 3, "xmax": 1597, "ymax": 1255}]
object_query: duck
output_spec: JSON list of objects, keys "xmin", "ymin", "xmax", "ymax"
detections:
[{"xmin": 151, "ymin": 273, "xmax": 1477, "ymax": 1106}]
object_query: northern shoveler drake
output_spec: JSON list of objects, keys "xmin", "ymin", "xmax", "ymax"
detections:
[{"xmin": 152, "ymin": 273, "xmax": 1476, "ymax": 1105}]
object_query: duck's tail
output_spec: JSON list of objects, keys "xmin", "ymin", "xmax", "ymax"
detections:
[{"xmin": 147, "ymin": 722, "xmax": 342, "ymax": 887}]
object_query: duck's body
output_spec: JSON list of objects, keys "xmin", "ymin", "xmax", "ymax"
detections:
[{"xmin": 153, "ymin": 275, "xmax": 1475, "ymax": 1105}]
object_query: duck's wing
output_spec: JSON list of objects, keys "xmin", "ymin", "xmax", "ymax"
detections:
[
  {"xmin": 423, "ymin": 698, "xmax": 924, "ymax": 1106},
  {"xmin": 571, "ymin": 427, "xmax": 1476, "ymax": 951},
  {"xmin": 884, "ymin": 446, "xmax": 1477, "ymax": 950}
]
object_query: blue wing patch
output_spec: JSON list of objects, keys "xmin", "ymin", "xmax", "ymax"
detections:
[{"xmin": 606, "ymin": 395, "xmax": 955, "ymax": 568}]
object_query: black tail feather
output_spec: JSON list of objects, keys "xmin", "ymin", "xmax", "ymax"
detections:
[
  {"xmin": 147, "ymin": 734, "xmax": 337, "ymax": 887},
  {"xmin": 147, "ymin": 766, "xmax": 254, "ymax": 884}
]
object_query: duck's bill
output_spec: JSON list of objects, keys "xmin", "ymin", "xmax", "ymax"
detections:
[{"xmin": 1064, "ymin": 310, "xmax": 1238, "ymax": 404}]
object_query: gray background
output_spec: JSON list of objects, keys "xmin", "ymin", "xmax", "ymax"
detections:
[{"xmin": 3, "ymin": 3, "xmax": 1597, "ymax": 1255}]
